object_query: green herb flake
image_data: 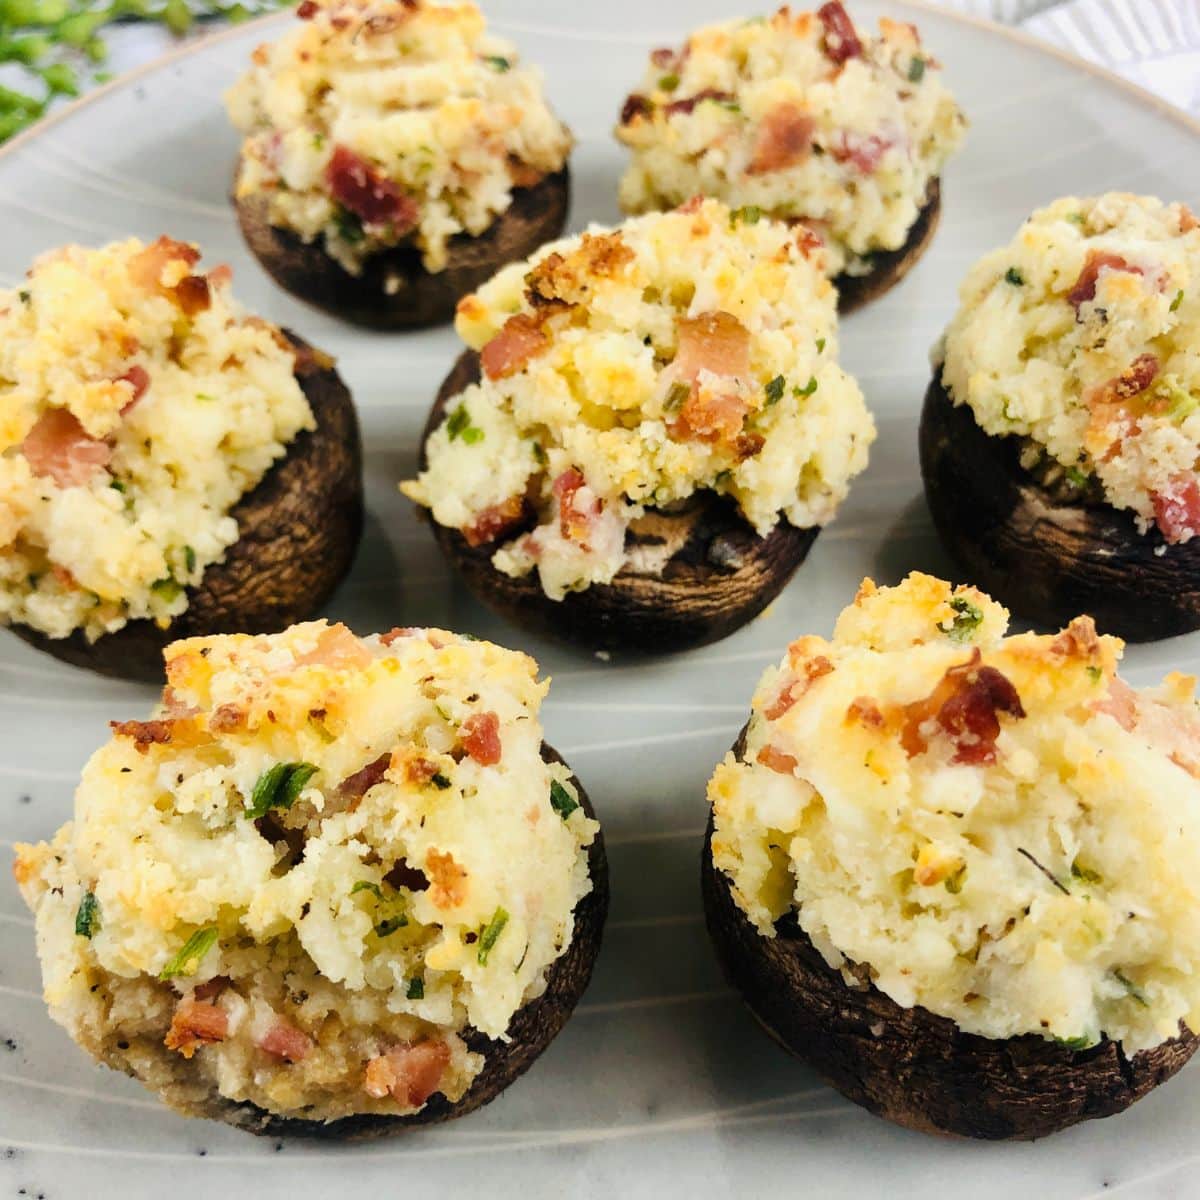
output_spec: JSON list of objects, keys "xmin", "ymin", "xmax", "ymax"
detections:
[
  {"xmin": 907, "ymin": 56, "xmax": 926, "ymax": 83},
  {"xmin": 407, "ymin": 976, "xmax": 425, "ymax": 1000},
  {"xmin": 312, "ymin": 132, "xmax": 325, "ymax": 150},
  {"xmin": 1171, "ymin": 288, "xmax": 1185, "ymax": 313},
  {"xmin": 477, "ymin": 907, "xmax": 510, "ymax": 965},
  {"xmin": 658, "ymin": 72, "xmax": 680, "ymax": 92},
  {"xmin": 1065, "ymin": 466, "xmax": 1090, "ymax": 489},
  {"xmin": 815, "ymin": 337, "xmax": 826, "ymax": 353},
  {"xmin": 74, "ymin": 890, "xmax": 100, "ymax": 939},
  {"xmin": 664, "ymin": 381, "xmax": 691, "ymax": 413},
  {"xmin": 946, "ymin": 596, "xmax": 983, "ymax": 643},
  {"xmin": 1071, "ymin": 860, "xmax": 1102, "ymax": 884},
  {"xmin": 109, "ymin": 479, "xmax": 126, "ymax": 494},
  {"xmin": 374, "ymin": 913, "xmax": 408, "ymax": 938},
  {"xmin": 17, "ymin": 289, "xmax": 30, "ymax": 305},
  {"xmin": 431, "ymin": 772, "xmax": 452, "ymax": 790},
  {"xmin": 245, "ymin": 761, "xmax": 318, "ymax": 820},
  {"xmin": 1068, "ymin": 212, "xmax": 1086, "ymax": 225},
  {"xmin": 944, "ymin": 866, "xmax": 967, "ymax": 895},
  {"xmin": 160, "ymin": 926, "xmax": 219, "ymax": 980},
  {"xmin": 764, "ymin": 375, "xmax": 786, "ymax": 406},
  {"xmin": 333, "ymin": 206, "xmax": 364, "ymax": 244},
  {"xmin": 1086, "ymin": 666, "xmax": 1103, "ymax": 684},
  {"xmin": 461, "ymin": 426, "xmax": 485, "ymax": 445},
  {"xmin": 195, "ymin": 392, "xmax": 215, "ymax": 402},
  {"xmin": 793, "ymin": 377, "xmax": 819, "ymax": 399},
  {"xmin": 150, "ymin": 577, "xmax": 183, "ymax": 603},
  {"xmin": 484, "ymin": 55, "xmax": 511, "ymax": 72},
  {"xmin": 183, "ymin": 545, "xmax": 196, "ymax": 574},
  {"xmin": 1004, "ymin": 267, "xmax": 1025, "ymax": 287},
  {"xmin": 730, "ymin": 204, "xmax": 762, "ymax": 227},
  {"xmin": 351, "ymin": 880, "xmax": 383, "ymax": 898},
  {"xmin": 716, "ymin": 99, "xmax": 741, "ymax": 113},
  {"xmin": 446, "ymin": 404, "xmax": 471, "ymax": 440},
  {"xmin": 1113, "ymin": 969, "xmax": 1149, "ymax": 1007},
  {"xmin": 1054, "ymin": 1034, "xmax": 1095, "ymax": 1051},
  {"xmin": 549, "ymin": 779, "xmax": 579, "ymax": 820}
]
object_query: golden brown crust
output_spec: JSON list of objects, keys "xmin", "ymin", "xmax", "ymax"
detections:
[
  {"xmin": 10, "ymin": 331, "xmax": 363, "ymax": 681},
  {"xmin": 701, "ymin": 727, "xmax": 1199, "ymax": 1140},
  {"xmin": 919, "ymin": 370, "xmax": 1200, "ymax": 642},
  {"xmin": 234, "ymin": 168, "xmax": 571, "ymax": 330}
]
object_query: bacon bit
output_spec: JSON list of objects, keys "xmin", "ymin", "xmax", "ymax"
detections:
[
  {"xmin": 1092, "ymin": 676, "xmax": 1138, "ymax": 732},
  {"xmin": 325, "ymin": 144, "xmax": 420, "ymax": 231},
  {"xmin": 794, "ymin": 224, "xmax": 825, "ymax": 259},
  {"xmin": 665, "ymin": 88, "xmax": 734, "ymax": 117},
  {"xmin": 296, "ymin": 0, "xmax": 318, "ymax": 16},
  {"xmin": 831, "ymin": 132, "xmax": 894, "ymax": 176},
  {"xmin": 1084, "ymin": 353, "xmax": 1160, "ymax": 414},
  {"xmin": 463, "ymin": 494, "xmax": 528, "ymax": 548},
  {"xmin": 620, "ymin": 93, "xmax": 653, "ymax": 125},
  {"xmin": 748, "ymin": 102, "xmax": 815, "ymax": 175},
  {"xmin": 674, "ymin": 310, "xmax": 751, "ymax": 386},
  {"xmin": 735, "ymin": 431, "xmax": 765, "ymax": 460},
  {"xmin": 172, "ymin": 273, "xmax": 211, "ymax": 317},
  {"xmin": 425, "ymin": 849, "xmax": 469, "ymax": 907},
  {"xmin": 671, "ymin": 388, "xmax": 749, "ymax": 444},
  {"xmin": 902, "ymin": 651, "xmax": 1026, "ymax": 765},
  {"xmin": 1181, "ymin": 205, "xmax": 1199, "ymax": 233},
  {"xmin": 192, "ymin": 976, "xmax": 229, "ymax": 1003},
  {"xmin": 650, "ymin": 47, "xmax": 678, "ymax": 69},
  {"xmin": 846, "ymin": 696, "xmax": 885, "ymax": 729},
  {"xmin": 110, "ymin": 718, "xmax": 174, "ymax": 753},
  {"xmin": 338, "ymin": 752, "xmax": 392, "ymax": 801},
  {"xmin": 129, "ymin": 236, "xmax": 200, "ymax": 290},
  {"xmin": 381, "ymin": 628, "xmax": 419, "ymax": 646},
  {"xmin": 552, "ymin": 468, "xmax": 601, "ymax": 542},
  {"xmin": 757, "ymin": 745, "xmax": 799, "ymax": 775},
  {"xmin": 1152, "ymin": 474, "xmax": 1200, "ymax": 544},
  {"xmin": 117, "ymin": 365, "xmax": 150, "ymax": 414},
  {"xmin": 481, "ymin": 312, "xmax": 550, "ymax": 380},
  {"xmin": 766, "ymin": 657, "xmax": 834, "ymax": 720},
  {"xmin": 1050, "ymin": 616, "xmax": 1101, "ymax": 661},
  {"xmin": 208, "ymin": 704, "xmax": 246, "ymax": 734},
  {"xmin": 818, "ymin": 1, "xmax": 863, "ymax": 64},
  {"xmin": 402, "ymin": 756, "xmax": 440, "ymax": 786},
  {"xmin": 50, "ymin": 563, "xmax": 77, "ymax": 590},
  {"xmin": 294, "ymin": 623, "xmax": 372, "ymax": 671},
  {"xmin": 257, "ymin": 1018, "xmax": 312, "ymax": 1063},
  {"xmin": 364, "ymin": 1040, "xmax": 450, "ymax": 1107},
  {"xmin": 461, "ymin": 711, "xmax": 502, "ymax": 765},
  {"xmin": 22, "ymin": 409, "xmax": 112, "ymax": 488},
  {"xmin": 1068, "ymin": 251, "xmax": 1144, "ymax": 311},
  {"xmin": 676, "ymin": 195, "xmax": 706, "ymax": 215},
  {"xmin": 164, "ymin": 1000, "xmax": 227, "ymax": 1059}
]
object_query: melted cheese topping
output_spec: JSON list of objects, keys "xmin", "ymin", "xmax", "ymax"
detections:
[
  {"xmin": 709, "ymin": 573, "xmax": 1200, "ymax": 1052},
  {"xmin": 226, "ymin": 0, "xmax": 572, "ymax": 275},
  {"xmin": 401, "ymin": 198, "xmax": 874, "ymax": 601},
  {"xmin": 616, "ymin": 6, "xmax": 965, "ymax": 277},
  {"xmin": 939, "ymin": 193, "xmax": 1200, "ymax": 541},
  {"xmin": 15, "ymin": 622, "xmax": 598, "ymax": 1122},
  {"xmin": 0, "ymin": 238, "xmax": 313, "ymax": 642}
]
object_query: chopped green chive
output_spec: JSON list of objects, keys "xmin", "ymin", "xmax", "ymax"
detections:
[
  {"xmin": 794, "ymin": 377, "xmax": 818, "ymax": 399},
  {"xmin": 484, "ymin": 55, "xmax": 511, "ymax": 72},
  {"xmin": 461, "ymin": 426, "xmax": 485, "ymax": 445},
  {"xmin": 944, "ymin": 866, "xmax": 966, "ymax": 895},
  {"xmin": 664, "ymin": 381, "xmax": 691, "ymax": 413},
  {"xmin": 730, "ymin": 205, "xmax": 761, "ymax": 227},
  {"xmin": 1071, "ymin": 859, "xmax": 1102, "ymax": 884},
  {"xmin": 350, "ymin": 880, "xmax": 383, "ymax": 898},
  {"xmin": 1171, "ymin": 288, "xmax": 1185, "ymax": 312},
  {"xmin": 245, "ymin": 762, "xmax": 318, "ymax": 820},
  {"xmin": 431, "ymin": 772, "xmax": 452, "ymax": 790},
  {"xmin": 764, "ymin": 375, "xmax": 786, "ymax": 406},
  {"xmin": 374, "ymin": 913, "xmax": 408, "ymax": 938},
  {"xmin": 183, "ymin": 545, "xmax": 196, "ymax": 574},
  {"xmin": 447, "ymin": 404, "xmax": 482, "ymax": 442},
  {"xmin": 1086, "ymin": 666, "xmax": 1103, "ymax": 684},
  {"xmin": 946, "ymin": 596, "xmax": 983, "ymax": 642},
  {"xmin": 477, "ymin": 906, "xmax": 510, "ymax": 965},
  {"xmin": 407, "ymin": 977, "xmax": 425, "ymax": 1000},
  {"xmin": 549, "ymin": 779, "xmax": 579, "ymax": 819},
  {"xmin": 658, "ymin": 72, "xmax": 680, "ymax": 92},
  {"xmin": 333, "ymin": 206, "xmax": 364, "ymax": 244},
  {"xmin": 907, "ymin": 56, "xmax": 926, "ymax": 83},
  {"xmin": 1054, "ymin": 1034, "xmax": 1095, "ymax": 1051},
  {"xmin": 1113, "ymin": 969, "xmax": 1149, "ymax": 1007},
  {"xmin": 1004, "ymin": 267, "xmax": 1025, "ymax": 286},
  {"xmin": 74, "ymin": 890, "xmax": 100, "ymax": 939},
  {"xmin": 195, "ymin": 392, "xmax": 215, "ymax": 402},
  {"xmin": 1065, "ymin": 466, "xmax": 1090, "ymax": 489},
  {"xmin": 312, "ymin": 132, "xmax": 325, "ymax": 150},
  {"xmin": 150, "ymin": 577, "xmax": 183, "ymax": 603},
  {"xmin": 160, "ymin": 926, "xmax": 219, "ymax": 980},
  {"xmin": 109, "ymin": 479, "xmax": 126, "ymax": 494},
  {"xmin": 815, "ymin": 337, "xmax": 826, "ymax": 353},
  {"xmin": 17, "ymin": 289, "xmax": 30, "ymax": 305}
]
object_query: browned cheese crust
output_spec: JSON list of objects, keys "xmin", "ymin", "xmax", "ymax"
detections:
[
  {"xmin": 12, "ymin": 332, "xmax": 363, "ymax": 681},
  {"xmin": 235, "ymin": 168, "xmax": 571, "ymax": 330}
]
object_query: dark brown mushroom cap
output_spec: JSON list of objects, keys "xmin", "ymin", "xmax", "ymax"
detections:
[
  {"xmin": 10, "ymin": 331, "xmax": 363, "ymax": 682},
  {"xmin": 211, "ymin": 745, "xmax": 607, "ymax": 1139},
  {"xmin": 415, "ymin": 350, "xmax": 819, "ymax": 655},
  {"xmin": 920, "ymin": 371, "xmax": 1200, "ymax": 643},
  {"xmin": 701, "ymin": 727, "xmax": 1198, "ymax": 1140},
  {"xmin": 234, "ymin": 167, "xmax": 570, "ymax": 330},
  {"xmin": 834, "ymin": 180, "xmax": 941, "ymax": 315}
]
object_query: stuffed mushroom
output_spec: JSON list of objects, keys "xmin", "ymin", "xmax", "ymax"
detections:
[
  {"xmin": 226, "ymin": 0, "xmax": 572, "ymax": 329},
  {"xmin": 703, "ymin": 572, "xmax": 1200, "ymax": 1140},
  {"xmin": 401, "ymin": 198, "xmax": 875, "ymax": 653},
  {"xmin": 0, "ymin": 236, "xmax": 361, "ymax": 681},
  {"xmin": 14, "ymin": 621, "xmax": 606, "ymax": 1135},
  {"xmin": 615, "ymin": 4, "xmax": 966, "ymax": 312},
  {"xmin": 923, "ymin": 193, "xmax": 1200, "ymax": 642}
]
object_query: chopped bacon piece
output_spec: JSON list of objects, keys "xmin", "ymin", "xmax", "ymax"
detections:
[
  {"xmin": 757, "ymin": 745, "xmax": 799, "ymax": 775},
  {"xmin": 172, "ymin": 273, "xmax": 211, "ymax": 317},
  {"xmin": 650, "ymin": 47, "xmax": 678, "ymax": 69},
  {"xmin": 818, "ymin": 1, "xmax": 863, "ymax": 64},
  {"xmin": 339, "ymin": 752, "xmax": 392, "ymax": 800},
  {"xmin": 164, "ymin": 1000, "xmax": 227, "ymax": 1059},
  {"xmin": 735, "ymin": 431, "xmax": 765, "ymax": 460},
  {"xmin": 620, "ymin": 93, "xmax": 653, "ymax": 125},
  {"xmin": 118, "ymin": 365, "xmax": 150, "ymax": 414},
  {"xmin": 1092, "ymin": 676, "xmax": 1138, "ymax": 732},
  {"xmin": 902, "ymin": 651, "xmax": 1026, "ymax": 765},
  {"xmin": 296, "ymin": 0, "xmax": 318, "ymax": 17},
  {"xmin": 1113, "ymin": 353, "xmax": 1160, "ymax": 401},
  {"xmin": 794, "ymin": 224, "xmax": 825, "ymax": 259},
  {"xmin": 129, "ymin": 236, "xmax": 200, "ymax": 291},
  {"xmin": 325, "ymin": 145, "xmax": 419, "ymax": 231},
  {"xmin": 257, "ymin": 1018, "xmax": 312, "ymax": 1063},
  {"xmin": 846, "ymin": 697, "xmax": 885, "ymax": 729},
  {"xmin": 671, "ymin": 390, "xmax": 749, "ymax": 443},
  {"xmin": 425, "ymin": 849, "xmax": 468, "ymax": 907},
  {"xmin": 481, "ymin": 313, "xmax": 550, "ymax": 380},
  {"xmin": 1067, "ymin": 251, "xmax": 1143, "ymax": 311},
  {"xmin": 674, "ymin": 311, "xmax": 751, "ymax": 384},
  {"xmin": 22, "ymin": 409, "xmax": 112, "ymax": 488},
  {"xmin": 1152, "ymin": 474, "xmax": 1200, "ymax": 544},
  {"xmin": 294, "ymin": 623, "xmax": 373, "ymax": 671},
  {"xmin": 748, "ymin": 102, "xmax": 815, "ymax": 175},
  {"xmin": 1050, "ymin": 615, "xmax": 1101, "ymax": 661},
  {"xmin": 208, "ymin": 704, "xmax": 246, "ymax": 734},
  {"xmin": 381, "ymin": 627, "xmax": 419, "ymax": 645},
  {"xmin": 553, "ymin": 467, "xmax": 601, "ymax": 542},
  {"xmin": 765, "ymin": 657, "xmax": 834, "ymax": 720},
  {"xmin": 110, "ymin": 718, "xmax": 174, "ymax": 752},
  {"xmin": 463, "ymin": 494, "xmax": 528, "ymax": 548},
  {"xmin": 461, "ymin": 712, "xmax": 501, "ymax": 766},
  {"xmin": 831, "ymin": 132, "xmax": 894, "ymax": 176},
  {"xmin": 364, "ymin": 1040, "xmax": 450, "ymax": 1107},
  {"xmin": 665, "ymin": 89, "xmax": 734, "ymax": 117}
]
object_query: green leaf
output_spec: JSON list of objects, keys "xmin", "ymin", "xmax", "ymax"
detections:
[
  {"xmin": 160, "ymin": 926, "xmax": 219, "ymax": 979},
  {"xmin": 245, "ymin": 762, "xmax": 318, "ymax": 820},
  {"xmin": 163, "ymin": 0, "xmax": 192, "ymax": 35},
  {"xmin": 406, "ymin": 976, "xmax": 424, "ymax": 1000},
  {"xmin": 764, "ymin": 375, "xmax": 786, "ymax": 406},
  {"xmin": 549, "ymin": 779, "xmax": 578, "ymax": 819},
  {"xmin": 793, "ymin": 377, "xmax": 818, "ymax": 399},
  {"xmin": 945, "ymin": 596, "xmax": 983, "ymax": 642},
  {"xmin": 39, "ymin": 62, "xmax": 77, "ymax": 97},
  {"xmin": 1004, "ymin": 267, "xmax": 1024, "ymax": 287},
  {"xmin": 477, "ymin": 906, "xmax": 509, "ymax": 965},
  {"xmin": 907, "ymin": 56, "xmax": 926, "ymax": 83},
  {"xmin": 74, "ymin": 890, "xmax": 100, "ymax": 938}
]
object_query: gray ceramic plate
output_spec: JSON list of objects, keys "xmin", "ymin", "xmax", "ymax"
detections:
[{"xmin": 2, "ymin": 3, "xmax": 1200, "ymax": 1196}]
